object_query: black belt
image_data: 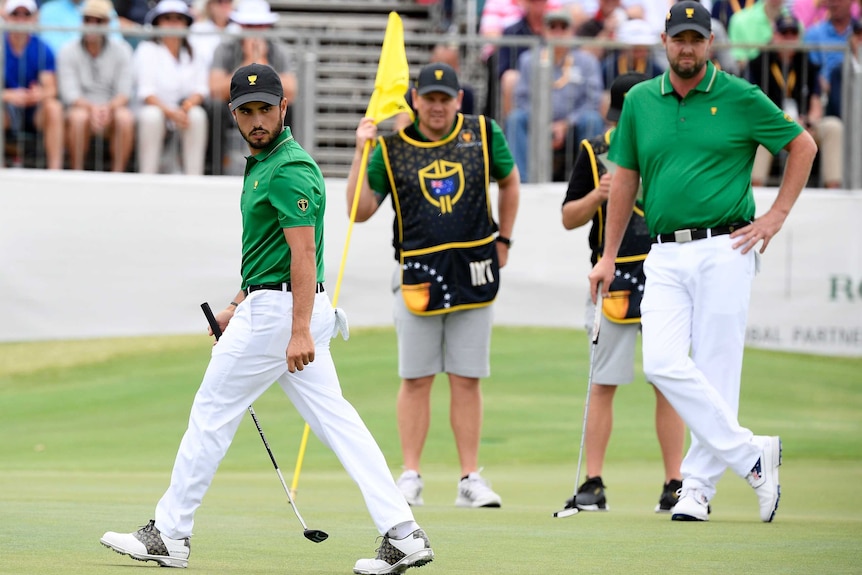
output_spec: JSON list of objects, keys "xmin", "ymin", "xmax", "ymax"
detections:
[
  {"xmin": 653, "ymin": 223, "xmax": 748, "ymax": 244},
  {"xmin": 244, "ymin": 282, "xmax": 325, "ymax": 295}
]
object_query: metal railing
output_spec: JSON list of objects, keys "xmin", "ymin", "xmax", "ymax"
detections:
[{"xmin": 2, "ymin": 20, "xmax": 859, "ymax": 188}]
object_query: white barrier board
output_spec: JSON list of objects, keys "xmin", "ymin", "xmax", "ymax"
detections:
[{"xmin": 1, "ymin": 170, "xmax": 859, "ymax": 356}]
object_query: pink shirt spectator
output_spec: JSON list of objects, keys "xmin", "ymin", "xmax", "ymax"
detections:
[
  {"xmin": 480, "ymin": 0, "xmax": 563, "ymax": 36},
  {"xmin": 792, "ymin": 0, "xmax": 860, "ymax": 28}
]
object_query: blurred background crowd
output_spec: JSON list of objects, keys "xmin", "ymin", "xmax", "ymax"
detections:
[{"xmin": 2, "ymin": 0, "xmax": 860, "ymax": 186}]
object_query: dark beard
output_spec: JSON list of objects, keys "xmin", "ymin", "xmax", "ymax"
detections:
[
  {"xmin": 671, "ymin": 59, "xmax": 705, "ymax": 80},
  {"xmin": 245, "ymin": 124, "xmax": 283, "ymax": 149}
]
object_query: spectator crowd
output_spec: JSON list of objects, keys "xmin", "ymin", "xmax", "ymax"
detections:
[
  {"xmin": 3, "ymin": 0, "xmax": 861, "ymax": 186},
  {"xmin": 3, "ymin": 0, "xmax": 292, "ymax": 173}
]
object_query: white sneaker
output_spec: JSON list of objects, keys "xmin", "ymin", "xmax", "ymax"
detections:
[
  {"xmin": 747, "ymin": 435, "xmax": 782, "ymax": 522},
  {"xmin": 353, "ymin": 528, "xmax": 434, "ymax": 574},
  {"xmin": 100, "ymin": 520, "xmax": 190, "ymax": 568},
  {"xmin": 455, "ymin": 471, "xmax": 502, "ymax": 508},
  {"xmin": 671, "ymin": 488, "xmax": 710, "ymax": 522},
  {"xmin": 396, "ymin": 470, "xmax": 424, "ymax": 506}
]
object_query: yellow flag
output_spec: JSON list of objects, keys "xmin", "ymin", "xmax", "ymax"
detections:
[{"xmin": 366, "ymin": 12, "xmax": 414, "ymax": 125}]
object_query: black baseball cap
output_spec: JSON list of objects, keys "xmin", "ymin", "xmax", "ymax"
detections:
[
  {"xmin": 229, "ymin": 63, "xmax": 284, "ymax": 111},
  {"xmin": 607, "ymin": 72, "xmax": 649, "ymax": 122},
  {"xmin": 416, "ymin": 63, "xmax": 460, "ymax": 98},
  {"xmin": 666, "ymin": 0, "xmax": 712, "ymax": 38},
  {"xmin": 775, "ymin": 13, "xmax": 801, "ymax": 34}
]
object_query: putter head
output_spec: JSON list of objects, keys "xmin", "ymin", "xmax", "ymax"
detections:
[
  {"xmin": 553, "ymin": 507, "xmax": 579, "ymax": 518},
  {"xmin": 304, "ymin": 529, "xmax": 329, "ymax": 543}
]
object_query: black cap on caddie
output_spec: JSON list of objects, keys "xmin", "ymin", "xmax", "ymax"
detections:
[
  {"xmin": 607, "ymin": 72, "xmax": 649, "ymax": 122},
  {"xmin": 775, "ymin": 13, "xmax": 801, "ymax": 34},
  {"xmin": 665, "ymin": 0, "xmax": 712, "ymax": 38},
  {"xmin": 416, "ymin": 63, "xmax": 460, "ymax": 98},
  {"xmin": 229, "ymin": 63, "xmax": 284, "ymax": 111}
]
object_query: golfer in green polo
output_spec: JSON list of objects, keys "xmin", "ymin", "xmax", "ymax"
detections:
[
  {"xmin": 590, "ymin": 1, "xmax": 817, "ymax": 524},
  {"xmin": 100, "ymin": 63, "xmax": 434, "ymax": 575}
]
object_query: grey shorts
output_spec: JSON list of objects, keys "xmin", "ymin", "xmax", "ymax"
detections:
[
  {"xmin": 392, "ymin": 268, "xmax": 493, "ymax": 379},
  {"xmin": 584, "ymin": 297, "xmax": 640, "ymax": 385}
]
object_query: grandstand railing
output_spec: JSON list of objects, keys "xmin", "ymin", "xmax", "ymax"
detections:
[{"xmin": 2, "ymin": 21, "xmax": 859, "ymax": 188}]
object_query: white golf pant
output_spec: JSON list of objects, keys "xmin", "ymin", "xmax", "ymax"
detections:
[
  {"xmin": 154, "ymin": 289, "xmax": 413, "ymax": 539},
  {"xmin": 641, "ymin": 235, "xmax": 761, "ymax": 500}
]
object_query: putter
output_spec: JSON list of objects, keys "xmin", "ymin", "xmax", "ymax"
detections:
[
  {"xmin": 553, "ymin": 282, "xmax": 603, "ymax": 519},
  {"xmin": 201, "ymin": 302, "xmax": 329, "ymax": 543}
]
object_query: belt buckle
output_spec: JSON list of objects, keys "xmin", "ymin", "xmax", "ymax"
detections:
[{"xmin": 674, "ymin": 229, "xmax": 693, "ymax": 243}]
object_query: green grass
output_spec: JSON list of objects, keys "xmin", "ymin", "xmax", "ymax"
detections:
[{"xmin": 1, "ymin": 328, "xmax": 861, "ymax": 574}]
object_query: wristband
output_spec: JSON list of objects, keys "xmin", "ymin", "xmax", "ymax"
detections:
[
  {"xmin": 495, "ymin": 235, "xmax": 512, "ymax": 248},
  {"xmin": 229, "ymin": 301, "xmax": 239, "ymax": 308}
]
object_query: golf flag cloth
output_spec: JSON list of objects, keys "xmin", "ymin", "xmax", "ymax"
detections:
[
  {"xmin": 289, "ymin": 11, "xmax": 413, "ymax": 500},
  {"xmin": 365, "ymin": 11, "xmax": 414, "ymax": 125}
]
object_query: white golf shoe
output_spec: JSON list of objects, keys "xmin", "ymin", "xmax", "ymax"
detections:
[
  {"xmin": 100, "ymin": 520, "xmax": 190, "ymax": 568},
  {"xmin": 353, "ymin": 528, "xmax": 434, "ymax": 574},
  {"xmin": 396, "ymin": 470, "xmax": 424, "ymax": 506},
  {"xmin": 455, "ymin": 470, "xmax": 502, "ymax": 508},
  {"xmin": 747, "ymin": 435, "xmax": 782, "ymax": 522},
  {"xmin": 671, "ymin": 487, "xmax": 710, "ymax": 522}
]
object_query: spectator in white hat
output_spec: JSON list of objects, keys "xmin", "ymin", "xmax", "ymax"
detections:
[
  {"xmin": 600, "ymin": 18, "xmax": 662, "ymax": 87},
  {"xmin": 209, "ymin": 0, "xmax": 295, "ymax": 105},
  {"xmin": 133, "ymin": 0, "xmax": 209, "ymax": 174},
  {"xmin": 207, "ymin": 0, "xmax": 296, "ymax": 174}
]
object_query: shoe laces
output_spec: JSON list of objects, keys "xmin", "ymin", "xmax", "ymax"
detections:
[
  {"xmin": 461, "ymin": 469, "xmax": 494, "ymax": 494},
  {"xmin": 140, "ymin": 520, "xmax": 157, "ymax": 533}
]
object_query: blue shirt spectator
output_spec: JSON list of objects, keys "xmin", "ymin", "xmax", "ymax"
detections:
[
  {"xmin": 505, "ymin": 9, "xmax": 605, "ymax": 182},
  {"xmin": 825, "ymin": 18, "xmax": 862, "ymax": 118},
  {"xmin": 804, "ymin": 0, "xmax": 856, "ymax": 82},
  {"xmin": 3, "ymin": 0, "xmax": 64, "ymax": 169},
  {"xmin": 39, "ymin": 0, "xmax": 124, "ymax": 55}
]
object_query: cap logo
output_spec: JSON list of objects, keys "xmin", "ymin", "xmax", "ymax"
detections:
[
  {"xmin": 686, "ymin": 8, "xmax": 694, "ymax": 18},
  {"xmin": 248, "ymin": 75, "xmax": 258, "ymax": 86},
  {"xmin": 434, "ymin": 70, "xmax": 444, "ymax": 80}
]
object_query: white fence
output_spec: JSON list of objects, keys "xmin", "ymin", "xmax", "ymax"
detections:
[{"xmin": 1, "ymin": 170, "xmax": 860, "ymax": 356}]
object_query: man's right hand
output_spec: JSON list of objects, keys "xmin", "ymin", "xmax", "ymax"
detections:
[
  {"xmin": 588, "ymin": 258, "xmax": 615, "ymax": 304},
  {"xmin": 595, "ymin": 172, "xmax": 612, "ymax": 202},
  {"xmin": 355, "ymin": 117, "xmax": 377, "ymax": 149}
]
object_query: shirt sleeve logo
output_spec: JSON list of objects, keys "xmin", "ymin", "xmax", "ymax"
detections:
[{"xmin": 297, "ymin": 198, "xmax": 309, "ymax": 212}]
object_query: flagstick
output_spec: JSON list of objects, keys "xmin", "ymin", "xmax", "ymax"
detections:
[
  {"xmin": 291, "ymin": 11, "xmax": 410, "ymax": 500},
  {"xmin": 289, "ymin": 140, "xmax": 371, "ymax": 499}
]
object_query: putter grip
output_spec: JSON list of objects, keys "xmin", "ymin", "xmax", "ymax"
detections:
[
  {"xmin": 201, "ymin": 302, "xmax": 223, "ymax": 340},
  {"xmin": 592, "ymin": 282, "xmax": 603, "ymax": 346}
]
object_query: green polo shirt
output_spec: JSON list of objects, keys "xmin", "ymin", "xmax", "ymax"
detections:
[
  {"xmin": 609, "ymin": 62, "xmax": 803, "ymax": 236},
  {"xmin": 727, "ymin": 3, "xmax": 793, "ymax": 64},
  {"xmin": 240, "ymin": 127, "xmax": 326, "ymax": 288},
  {"xmin": 367, "ymin": 113, "xmax": 515, "ymax": 197}
]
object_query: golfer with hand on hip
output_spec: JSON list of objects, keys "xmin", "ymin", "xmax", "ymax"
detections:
[
  {"xmin": 100, "ymin": 63, "xmax": 434, "ymax": 575},
  {"xmin": 589, "ymin": 1, "xmax": 817, "ymax": 523}
]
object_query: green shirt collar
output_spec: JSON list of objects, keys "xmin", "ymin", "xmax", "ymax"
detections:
[
  {"xmin": 410, "ymin": 113, "xmax": 461, "ymax": 141},
  {"xmin": 250, "ymin": 127, "xmax": 294, "ymax": 162},
  {"xmin": 660, "ymin": 61, "xmax": 719, "ymax": 97}
]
